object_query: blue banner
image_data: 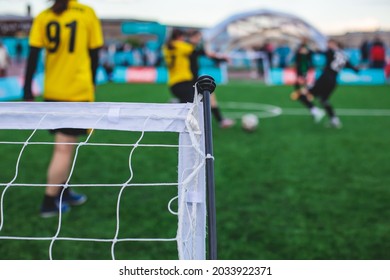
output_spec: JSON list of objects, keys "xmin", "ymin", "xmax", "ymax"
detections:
[
  {"xmin": 269, "ymin": 68, "xmax": 387, "ymax": 86},
  {"xmin": 0, "ymin": 74, "xmax": 44, "ymax": 101},
  {"xmin": 0, "ymin": 77, "xmax": 22, "ymax": 101},
  {"xmin": 121, "ymin": 22, "xmax": 166, "ymax": 46},
  {"xmin": 338, "ymin": 69, "xmax": 386, "ymax": 85},
  {"xmin": 0, "ymin": 66, "xmax": 224, "ymax": 101}
]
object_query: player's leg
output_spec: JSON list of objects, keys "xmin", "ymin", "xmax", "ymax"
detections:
[
  {"xmin": 298, "ymin": 92, "xmax": 324, "ymax": 123},
  {"xmin": 170, "ymin": 81, "xmax": 195, "ymax": 103},
  {"xmin": 210, "ymin": 94, "xmax": 235, "ymax": 128},
  {"xmin": 319, "ymin": 95, "xmax": 335, "ymax": 119},
  {"xmin": 293, "ymin": 77, "xmax": 324, "ymax": 123},
  {"xmin": 46, "ymin": 133, "xmax": 77, "ymax": 195},
  {"xmin": 41, "ymin": 132, "xmax": 76, "ymax": 217},
  {"xmin": 291, "ymin": 75, "xmax": 304, "ymax": 100},
  {"xmin": 319, "ymin": 82, "xmax": 341, "ymax": 128},
  {"xmin": 319, "ymin": 97, "xmax": 341, "ymax": 128},
  {"xmin": 291, "ymin": 75, "xmax": 313, "ymax": 101},
  {"xmin": 172, "ymin": 82, "xmax": 234, "ymax": 128},
  {"xmin": 42, "ymin": 131, "xmax": 87, "ymax": 217}
]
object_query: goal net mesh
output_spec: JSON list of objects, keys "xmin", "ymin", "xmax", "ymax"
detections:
[{"xmin": 0, "ymin": 97, "xmax": 207, "ymax": 260}]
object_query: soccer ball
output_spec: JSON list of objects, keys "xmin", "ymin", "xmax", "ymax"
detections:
[{"xmin": 241, "ymin": 114, "xmax": 259, "ymax": 132}]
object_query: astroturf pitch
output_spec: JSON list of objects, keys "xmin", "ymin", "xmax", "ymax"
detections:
[{"xmin": 0, "ymin": 82, "xmax": 389, "ymax": 260}]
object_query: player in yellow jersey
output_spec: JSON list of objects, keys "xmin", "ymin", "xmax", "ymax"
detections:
[
  {"xmin": 163, "ymin": 29, "xmax": 195, "ymax": 103},
  {"xmin": 163, "ymin": 29, "xmax": 234, "ymax": 128},
  {"xmin": 23, "ymin": 0, "xmax": 104, "ymax": 217}
]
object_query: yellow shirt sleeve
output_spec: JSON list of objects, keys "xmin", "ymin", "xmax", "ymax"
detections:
[
  {"xmin": 87, "ymin": 8, "xmax": 104, "ymax": 49},
  {"xmin": 29, "ymin": 12, "xmax": 45, "ymax": 48}
]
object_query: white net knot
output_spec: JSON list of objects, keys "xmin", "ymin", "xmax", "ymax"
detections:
[
  {"xmin": 186, "ymin": 114, "xmax": 201, "ymax": 135},
  {"xmin": 205, "ymin": 154, "xmax": 215, "ymax": 161}
]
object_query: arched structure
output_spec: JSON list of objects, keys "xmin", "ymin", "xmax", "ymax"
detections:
[{"xmin": 203, "ymin": 9, "xmax": 327, "ymax": 52}]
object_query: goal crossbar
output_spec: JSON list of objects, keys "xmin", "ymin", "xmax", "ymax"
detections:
[{"xmin": 0, "ymin": 102, "xmax": 198, "ymax": 133}]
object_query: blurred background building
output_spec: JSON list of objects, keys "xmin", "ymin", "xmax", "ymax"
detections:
[{"xmin": 0, "ymin": 3, "xmax": 389, "ymax": 100}]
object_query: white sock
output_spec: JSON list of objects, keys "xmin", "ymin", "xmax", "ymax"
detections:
[
  {"xmin": 310, "ymin": 107, "xmax": 319, "ymax": 115},
  {"xmin": 331, "ymin": 117, "xmax": 340, "ymax": 124}
]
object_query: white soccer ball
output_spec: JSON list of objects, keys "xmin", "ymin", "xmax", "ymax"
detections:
[{"xmin": 241, "ymin": 113, "xmax": 259, "ymax": 132}]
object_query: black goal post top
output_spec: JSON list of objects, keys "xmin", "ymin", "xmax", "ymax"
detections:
[{"xmin": 196, "ymin": 75, "xmax": 216, "ymax": 95}]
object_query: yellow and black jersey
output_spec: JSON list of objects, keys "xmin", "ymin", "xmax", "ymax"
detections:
[
  {"xmin": 162, "ymin": 40, "xmax": 195, "ymax": 86},
  {"xmin": 29, "ymin": 0, "xmax": 104, "ymax": 101}
]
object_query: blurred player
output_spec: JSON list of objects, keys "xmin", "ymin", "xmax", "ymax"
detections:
[
  {"xmin": 187, "ymin": 30, "xmax": 234, "ymax": 128},
  {"xmin": 162, "ymin": 29, "xmax": 234, "ymax": 128},
  {"xmin": 162, "ymin": 29, "xmax": 193, "ymax": 103},
  {"xmin": 291, "ymin": 38, "xmax": 314, "ymax": 101},
  {"xmin": 293, "ymin": 39, "xmax": 359, "ymax": 128},
  {"xmin": 23, "ymin": 0, "xmax": 104, "ymax": 217}
]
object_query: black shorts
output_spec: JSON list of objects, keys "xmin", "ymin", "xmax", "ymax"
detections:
[
  {"xmin": 310, "ymin": 73, "xmax": 337, "ymax": 100},
  {"xmin": 45, "ymin": 99, "xmax": 88, "ymax": 137},
  {"xmin": 48, "ymin": 128, "xmax": 88, "ymax": 136},
  {"xmin": 295, "ymin": 72, "xmax": 308, "ymax": 89},
  {"xmin": 170, "ymin": 81, "xmax": 195, "ymax": 103}
]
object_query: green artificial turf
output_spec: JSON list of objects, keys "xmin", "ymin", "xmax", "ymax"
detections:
[{"xmin": 0, "ymin": 82, "xmax": 389, "ymax": 259}]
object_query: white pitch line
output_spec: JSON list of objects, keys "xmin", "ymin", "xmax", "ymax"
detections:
[
  {"xmin": 220, "ymin": 102, "xmax": 390, "ymax": 118},
  {"xmin": 220, "ymin": 102, "xmax": 282, "ymax": 119},
  {"xmin": 281, "ymin": 108, "xmax": 390, "ymax": 116}
]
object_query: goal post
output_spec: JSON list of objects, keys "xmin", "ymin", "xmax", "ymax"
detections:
[
  {"xmin": 0, "ymin": 82, "xmax": 217, "ymax": 260},
  {"xmin": 196, "ymin": 75, "xmax": 218, "ymax": 260}
]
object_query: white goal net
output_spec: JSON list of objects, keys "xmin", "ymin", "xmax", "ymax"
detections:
[{"xmin": 0, "ymin": 97, "xmax": 208, "ymax": 260}]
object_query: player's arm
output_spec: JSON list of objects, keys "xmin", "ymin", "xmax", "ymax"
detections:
[
  {"xmin": 162, "ymin": 47, "xmax": 174, "ymax": 69},
  {"xmin": 24, "ymin": 13, "xmax": 45, "ymax": 101},
  {"xmin": 87, "ymin": 7, "xmax": 104, "ymax": 85},
  {"xmin": 345, "ymin": 60, "xmax": 359, "ymax": 73},
  {"xmin": 200, "ymin": 46, "xmax": 230, "ymax": 63},
  {"xmin": 89, "ymin": 47, "xmax": 101, "ymax": 85},
  {"xmin": 23, "ymin": 46, "xmax": 41, "ymax": 101}
]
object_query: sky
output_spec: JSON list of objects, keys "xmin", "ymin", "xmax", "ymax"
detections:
[{"xmin": 0, "ymin": 0, "xmax": 390, "ymax": 35}]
